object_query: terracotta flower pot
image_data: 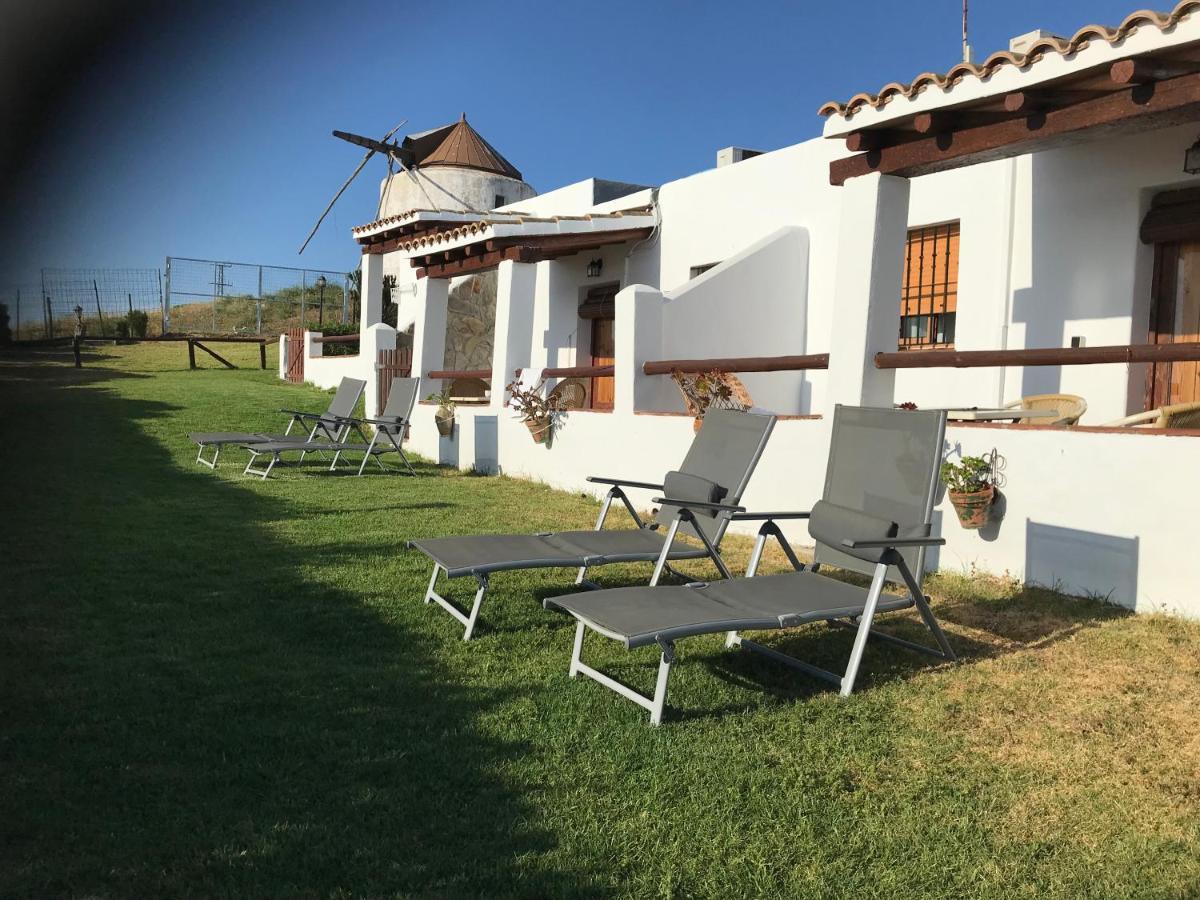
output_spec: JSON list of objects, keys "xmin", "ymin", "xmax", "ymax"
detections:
[
  {"xmin": 525, "ymin": 416, "xmax": 552, "ymax": 444},
  {"xmin": 435, "ymin": 410, "xmax": 455, "ymax": 437},
  {"xmin": 948, "ymin": 485, "xmax": 994, "ymax": 530},
  {"xmin": 692, "ymin": 414, "xmax": 704, "ymax": 433}
]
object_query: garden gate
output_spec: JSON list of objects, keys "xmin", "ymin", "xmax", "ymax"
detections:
[
  {"xmin": 376, "ymin": 346, "xmax": 413, "ymax": 414},
  {"xmin": 284, "ymin": 327, "xmax": 305, "ymax": 383}
]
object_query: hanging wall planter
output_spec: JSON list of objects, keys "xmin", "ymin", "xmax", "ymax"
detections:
[
  {"xmin": 947, "ymin": 484, "xmax": 995, "ymax": 529},
  {"xmin": 506, "ymin": 370, "xmax": 561, "ymax": 446},
  {"xmin": 427, "ymin": 391, "xmax": 457, "ymax": 439},
  {"xmin": 524, "ymin": 416, "xmax": 552, "ymax": 444},
  {"xmin": 940, "ymin": 455, "xmax": 997, "ymax": 531}
]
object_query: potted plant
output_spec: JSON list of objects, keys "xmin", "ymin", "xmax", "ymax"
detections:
[
  {"xmin": 940, "ymin": 455, "xmax": 995, "ymax": 530},
  {"xmin": 670, "ymin": 369, "xmax": 752, "ymax": 432},
  {"xmin": 426, "ymin": 390, "xmax": 456, "ymax": 437},
  {"xmin": 505, "ymin": 371, "xmax": 559, "ymax": 444}
]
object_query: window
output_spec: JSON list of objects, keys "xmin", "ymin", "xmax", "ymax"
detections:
[
  {"xmin": 494, "ymin": 193, "xmax": 506, "ymax": 209},
  {"xmin": 899, "ymin": 222, "xmax": 959, "ymax": 349},
  {"xmin": 689, "ymin": 262, "xmax": 719, "ymax": 278}
]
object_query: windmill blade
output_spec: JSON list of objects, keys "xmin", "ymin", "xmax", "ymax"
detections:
[{"xmin": 298, "ymin": 119, "xmax": 407, "ymax": 255}]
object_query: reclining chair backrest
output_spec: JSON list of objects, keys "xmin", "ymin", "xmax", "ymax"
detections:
[
  {"xmin": 321, "ymin": 377, "xmax": 367, "ymax": 426},
  {"xmin": 377, "ymin": 377, "xmax": 420, "ymax": 434},
  {"xmin": 814, "ymin": 405, "xmax": 947, "ymax": 583},
  {"xmin": 654, "ymin": 409, "xmax": 776, "ymax": 546}
]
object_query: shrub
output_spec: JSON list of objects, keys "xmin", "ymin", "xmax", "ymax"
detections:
[{"xmin": 126, "ymin": 309, "xmax": 149, "ymax": 338}]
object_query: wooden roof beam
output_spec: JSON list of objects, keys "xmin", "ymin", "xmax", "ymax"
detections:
[
  {"xmin": 913, "ymin": 109, "xmax": 1014, "ymax": 133},
  {"xmin": 831, "ymin": 71, "xmax": 1200, "ymax": 185},
  {"xmin": 1003, "ymin": 88, "xmax": 1110, "ymax": 114},
  {"xmin": 1111, "ymin": 57, "xmax": 1199, "ymax": 85}
]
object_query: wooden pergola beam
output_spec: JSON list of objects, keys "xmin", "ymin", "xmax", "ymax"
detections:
[
  {"xmin": 830, "ymin": 71, "xmax": 1200, "ymax": 185},
  {"xmin": 413, "ymin": 228, "xmax": 653, "ymax": 278}
]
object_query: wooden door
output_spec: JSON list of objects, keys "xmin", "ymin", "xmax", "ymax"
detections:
[
  {"xmin": 376, "ymin": 346, "xmax": 413, "ymax": 414},
  {"xmin": 589, "ymin": 317, "xmax": 615, "ymax": 410},
  {"xmin": 285, "ymin": 327, "xmax": 305, "ymax": 383},
  {"xmin": 1148, "ymin": 241, "xmax": 1200, "ymax": 407}
]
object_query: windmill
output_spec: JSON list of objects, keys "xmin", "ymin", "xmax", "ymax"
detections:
[{"xmin": 297, "ymin": 120, "xmax": 409, "ymax": 255}]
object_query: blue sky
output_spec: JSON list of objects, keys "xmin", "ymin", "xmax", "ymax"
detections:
[{"xmin": 1, "ymin": 0, "xmax": 1143, "ymax": 297}]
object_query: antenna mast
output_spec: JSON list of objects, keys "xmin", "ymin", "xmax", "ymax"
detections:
[{"xmin": 962, "ymin": 0, "xmax": 972, "ymax": 63}]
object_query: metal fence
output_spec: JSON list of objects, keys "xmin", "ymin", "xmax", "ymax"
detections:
[
  {"xmin": 28, "ymin": 268, "xmax": 165, "ymax": 339},
  {"xmin": 164, "ymin": 257, "xmax": 356, "ymax": 335}
]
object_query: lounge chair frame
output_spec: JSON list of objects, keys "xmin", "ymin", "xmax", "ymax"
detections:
[
  {"xmin": 191, "ymin": 377, "xmax": 366, "ymax": 469},
  {"xmin": 556, "ymin": 405, "xmax": 958, "ymax": 724},
  {"xmin": 241, "ymin": 415, "xmax": 364, "ymax": 479},
  {"xmin": 421, "ymin": 482, "xmax": 740, "ymax": 641},
  {"xmin": 328, "ymin": 415, "xmax": 417, "ymax": 477},
  {"xmin": 244, "ymin": 376, "xmax": 421, "ymax": 479},
  {"xmin": 414, "ymin": 408, "xmax": 775, "ymax": 641}
]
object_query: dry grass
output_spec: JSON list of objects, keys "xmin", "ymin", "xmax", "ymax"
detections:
[{"xmin": 3, "ymin": 342, "xmax": 1199, "ymax": 898}]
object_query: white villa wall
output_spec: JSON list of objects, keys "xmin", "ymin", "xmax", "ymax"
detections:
[
  {"xmin": 939, "ymin": 424, "xmax": 1195, "ymax": 616},
  {"xmin": 300, "ymin": 324, "xmax": 396, "ymax": 416},
  {"xmin": 299, "ymin": 111, "xmax": 1200, "ymax": 620},
  {"xmin": 624, "ymin": 227, "xmax": 812, "ymax": 414},
  {"xmin": 891, "ymin": 123, "xmax": 1200, "ymax": 422}
]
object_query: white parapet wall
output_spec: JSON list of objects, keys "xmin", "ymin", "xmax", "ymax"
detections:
[
  {"xmin": 296, "ymin": 323, "xmax": 398, "ymax": 417},
  {"xmin": 403, "ymin": 401, "xmax": 1199, "ymax": 619}
]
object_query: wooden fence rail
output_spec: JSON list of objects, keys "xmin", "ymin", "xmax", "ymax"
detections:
[
  {"xmin": 540, "ymin": 364, "xmax": 615, "ymax": 379},
  {"xmin": 642, "ymin": 354, "xmax": 830, "ymax": 376},
  {"xmin": 874, "ymin": 342, "xmax": 1200, "ymax": 369},
  {"xmin": 426, "ymin": 368, "xmax": 492, "ymax": 380}
]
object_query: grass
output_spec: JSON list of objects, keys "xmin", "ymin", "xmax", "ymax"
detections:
[{"xmin": 2, "ymin": 342, "xmax": 1198, "ymax": 898}]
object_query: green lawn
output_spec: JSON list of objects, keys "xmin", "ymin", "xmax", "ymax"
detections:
[{"xmin": 2, "ymin": 343, "xmax": 1198, "ymax": 898}]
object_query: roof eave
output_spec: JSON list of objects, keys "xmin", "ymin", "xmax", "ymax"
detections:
[{"xmin": 821, "ymin": 2, "xmax": 1200, "ymax": 138}]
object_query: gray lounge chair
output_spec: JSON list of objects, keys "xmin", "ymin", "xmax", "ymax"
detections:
[
  {"xmin": 546, "ymin": 405, "xmax": 956, "ymax": 724},
  {"xmin": 409, "ymin": 409, "xmax": 777, "ymax": 640},
  {"xmin": 240, "ymin": 376, "xmax": 420, "ymax": 479},
  {"xmin": 189, "ymin": 376, "xmax": 366, "ymax": 469}
]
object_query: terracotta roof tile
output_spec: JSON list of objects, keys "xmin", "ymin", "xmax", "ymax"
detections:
[
  {"xmin": 374, "ymin": 209, "xmax": 655, "ymax": 254},
  {"xmin": 420, "ymin": 115, "xmax": 523, "ymax": 180},
  {"xmin": 819, "ymin": 1, "xmax": 1200, "ymax": 118}
]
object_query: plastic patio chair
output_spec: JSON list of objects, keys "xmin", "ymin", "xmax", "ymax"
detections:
[
  {"xmin": 1103, "ymin": 400, "xmax": 1200, "ymax": 429},
  {"xmin": 1003, "ymin": 393, "xmax": 1087, "ymax": 425},
  {"xmin": 548, "ymin": 378, "xmax": 589, "ymax": 410}
]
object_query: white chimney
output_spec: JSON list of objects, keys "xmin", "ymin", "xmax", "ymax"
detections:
[
  {"xmin": 716, "ymin": 147, "xmax": 763, "ymax": 168},
  {"xmin": 1009, "ymin": 29, "xmax": 1062, "ymax": 55}
]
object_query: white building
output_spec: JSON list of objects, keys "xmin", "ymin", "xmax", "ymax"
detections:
[{"xmin": 291, "ymin": 2, "xmax": 1200, "ymax": 618}]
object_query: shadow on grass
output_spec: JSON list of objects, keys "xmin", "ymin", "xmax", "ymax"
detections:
[
  {"xmin": 530, "ymin": 558, "xmax": 1132, "ymax": 724},
  {"xmin": 0, "ymin": 361, "xmax": 596, "ymax": 895},
  {"xmin": 0, "ymin": 348, "xmax": 144, "ymax": 385}
]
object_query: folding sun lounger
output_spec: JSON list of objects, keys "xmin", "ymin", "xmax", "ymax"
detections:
[
  {"xmin": 188, "ymin": 376, "xmax": 366, "ymax": 469},
  {"xmin": 240, "ymin": 376, "xmax": 421, "ymax": 479},
  {"xmin": 546, "ymin": 405, "xmax": 957, "ymax": 724},
  {"xmin": 409, "ymin": 409, "xmax": 777, "ymax": 640}
]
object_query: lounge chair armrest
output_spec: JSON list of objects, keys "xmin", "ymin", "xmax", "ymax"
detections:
[
  {"xmin": 841, "ymin": 536, "xmax": 946, "ymax": 550},
  {"xmin": 587, "ymin": 476, "xmax": 664, "ymax": 491},
  {"xmin": 278, "ymin": 408, "xmax": 324, "ymax": 420},
  {"xmin": 730, "ymin": 511, "xmax": 812, "ymax": 521},
  {"xmin": 652, "ymin": 496, "xmax": 746, "ymax": 514},
  {"xmin": 358, "ymin": 415, "xmax": 409, "ymax": 428}
]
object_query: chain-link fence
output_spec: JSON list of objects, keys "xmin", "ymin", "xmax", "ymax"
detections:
[
  {"xmin": 9, "ymin": 269, "xmax": 166, "ymax": 340},
  {"xmin": 165, "ymin": 257, "xmax": 356, "ymax": 335},
  {"xmin": 0, "ymin": 283, "xmax": 44, "ymax": 341}
]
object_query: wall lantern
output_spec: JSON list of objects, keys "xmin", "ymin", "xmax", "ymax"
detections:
[
  {"xmin": 586, "ymin": 258, "xmax": 603, "ymax": 278},
  {"xmin": 1185, "ymin": 136, "xmax": 1200, "ymax": 174}
]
